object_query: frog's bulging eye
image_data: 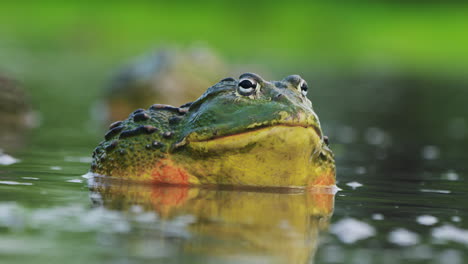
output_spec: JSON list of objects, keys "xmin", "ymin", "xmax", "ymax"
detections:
[
  {"xmin": 238, "ymin": 78, "xmax": 259, "ymax": 96},
  {"xmin": 298, "ymin": 80, "xmax": 308, "ymax": 96}
]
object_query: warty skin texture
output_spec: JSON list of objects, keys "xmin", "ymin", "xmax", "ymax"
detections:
[{"xmin": 91, "ymin": 73, "xmax": 335, "ymax": 188}]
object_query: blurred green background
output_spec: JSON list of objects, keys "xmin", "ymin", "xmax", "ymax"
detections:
[
  {"xmin": 1, "ymin": 2, "xmax": 468, "ymax": 264},
  {"xmin": 1, "ymin": 1, "xmax": 467, "ymax": 167}
]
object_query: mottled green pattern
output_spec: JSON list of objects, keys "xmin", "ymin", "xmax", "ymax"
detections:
[
  {"xmin": 91, "ymin": 73, "xmax": 333, "ymax": 184},
  {"xmin": 92, "ymin": 106, "xmax": 183, "ymax": 177}
]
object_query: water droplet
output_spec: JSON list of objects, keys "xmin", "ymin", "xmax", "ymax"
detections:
[
  {"xmin": 417, "ymin": 215, "xmax": 438, "ymax": 226},
  {"xmin": 346, "ymin": 181, "xmax": 363, "ymax": 189}
]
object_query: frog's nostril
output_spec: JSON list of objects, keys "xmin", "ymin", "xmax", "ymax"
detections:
[{"xmin": 273, "ymin": 93, "xmax": 284, "ymax": 101}]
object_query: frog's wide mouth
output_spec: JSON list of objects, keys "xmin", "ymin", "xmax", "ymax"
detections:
[
  {"xmin": 178, "ymin": 124, "xmax": 322, "ymax": 154},
  {"xmin": 189, "ymin": 123, "xmax": 321, "ymax": 143},
  {"xmin": 173, "ymin": 109, "xmax": 322, "ymax": 149}
]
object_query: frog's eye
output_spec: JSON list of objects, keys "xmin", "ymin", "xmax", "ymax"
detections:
[
  {"xmin": 238, "ymin": 78, "xmax": 259, "ymax": 96},
  {"xmin": 298, "ymin": 80, "xmax": 308, "ymax": 96}
]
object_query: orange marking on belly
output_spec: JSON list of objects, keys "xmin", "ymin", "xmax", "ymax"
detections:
[
  {"xmin": 309, "ymin": 170, "xmax": 336, "ymax": 186},
  {"xmin": 151, "ymin": 158, "xmax": 191, "ymax": 185}
]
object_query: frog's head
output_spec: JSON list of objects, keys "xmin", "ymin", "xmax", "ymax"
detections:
[
  {"xmin": 178, "ymin": 73, "xmax": 321, "ymax": 141},
  {"xmin": 174, "ymin": 73, "xmax": 335, "ymax": 187}
]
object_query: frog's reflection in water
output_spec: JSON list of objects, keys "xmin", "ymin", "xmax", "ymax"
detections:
[{"xmin": 90, "ymin": 179, "xmax": 335, "ymax": 264}]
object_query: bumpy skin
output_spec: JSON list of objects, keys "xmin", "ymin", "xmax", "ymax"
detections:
[{"xmin": 91, "ymin": 73, "xmax": 335, "ymax": 188}]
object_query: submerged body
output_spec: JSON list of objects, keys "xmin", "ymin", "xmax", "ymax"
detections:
[
  {"xmin": 91, "ymin": 73, "xmax": 335, "ymax": 188},
  {"xmin": 90, "ymin": 183, "xmax": 335, "ymax": 263}
]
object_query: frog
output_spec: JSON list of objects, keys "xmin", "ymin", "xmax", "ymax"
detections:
[
  {"xmin": 91, "ymin": 73, "xmax": 335, "ymax": 188},
  {"xmin": 101, "ymin": 47, "xmax": 230, "ymax": 122},
  {"xmin": 0, "ymin": 74, "xmax": 36, "ymax": 151}
]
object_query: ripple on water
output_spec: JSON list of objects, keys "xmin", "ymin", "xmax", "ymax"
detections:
[
  {"xmin": 0, "ymin": 202, "xmax": 133, "ymax": 233},
  {"xmin": 0, "ymin": 152, "xmax": 20, "ymax": 165},
  {"xmin": 420, "ymin": 189, "xmax": 451, "ymax": 194},
  {"xmin": 81, "ymin": 171, "xmax": 97, "ymax": 179},
  {"xmin": 0, "ymin": 181, "xmax": 32, "ymax": 186},
  {"xmin": 27, "ymin": 205, "xmax": 131, "ymax": 233},
  {"xmin": 66, "ymin": 179, "xmax": 83, "ymax": 183},
  {"xmin": 0, "ymin": 202, "xmax": 25, "ymax": 230}
]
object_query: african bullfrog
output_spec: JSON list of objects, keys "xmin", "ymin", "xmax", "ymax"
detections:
[
  {"xmin": 102, "ymin": 47, "xmax": 231, "ymax": 122},
  {"xmin": 91, "ymin": 73, "xmax": 335, "ymax": 188},
  {"xmin": 0, "ymin": 74, "xmax": 36, "ymax": 151}
]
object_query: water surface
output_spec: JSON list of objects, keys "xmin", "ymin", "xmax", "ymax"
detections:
[{"xmin": 1, "ymin": 136, "xmax": 466, "ymax": 264}]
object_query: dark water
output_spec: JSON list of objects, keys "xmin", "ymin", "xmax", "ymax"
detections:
[{"xmin": 1, "ymin": 128, "xmax": 467, "ymax": 264}]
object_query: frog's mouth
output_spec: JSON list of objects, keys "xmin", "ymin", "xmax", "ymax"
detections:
[
  {"xmin": 179, "ymin": 108, "xmax": 321, "ymax": 143},
  {"xmin": 180, "ymin": 125, "xmax": 322, "ymax": 154}
]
